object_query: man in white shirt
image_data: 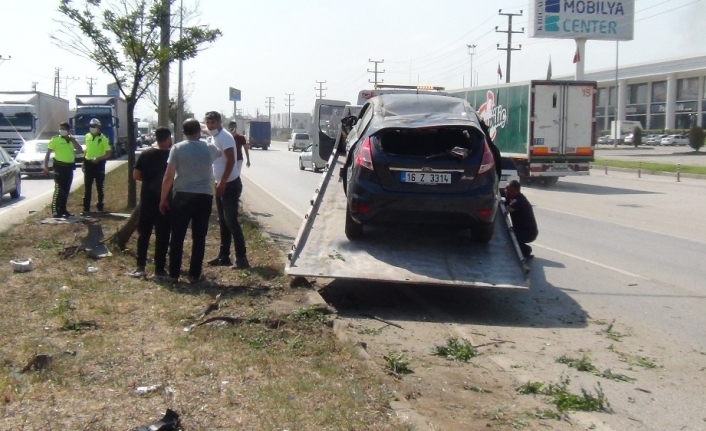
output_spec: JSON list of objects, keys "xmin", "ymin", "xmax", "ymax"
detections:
[{"xmin": 205, "ymin": 111, "xmax": 250, "ymax": 269}]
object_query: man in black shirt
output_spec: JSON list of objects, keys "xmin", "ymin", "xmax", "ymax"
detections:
[
  {"xmin": 505, "ymin": 180, "xmax": 538, "ymax": 261},
  {"xmin": 129, "ymin": 127, "xmax": 173, "ymax": 278}
]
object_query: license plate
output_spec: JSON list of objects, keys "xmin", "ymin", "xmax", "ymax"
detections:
[
  {"xmin": 500, "ymin": 175, "xmax": 509, "ymax": 181},
  {"xmin": 401, "ymin": 172, "xmax": 452, "ymax": 184}
]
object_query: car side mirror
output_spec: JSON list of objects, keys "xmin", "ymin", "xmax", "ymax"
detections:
[{"xmin": 1, "ymin": 162, "xmax": 10, "ymax": 168}]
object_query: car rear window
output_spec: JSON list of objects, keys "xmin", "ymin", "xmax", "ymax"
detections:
[
  {"xmin": 295, "ymin": 134, "xmax": 309, "ymax": 140},
  {"xmin": 382, "ymin": 97, "xmax": 467, "ymax": 117},
  {"xmin": 374, "ymin": 127, "xmax": 483, "ymax": 157}
]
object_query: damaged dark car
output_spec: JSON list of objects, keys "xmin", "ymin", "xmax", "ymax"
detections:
[{"xmin": 341, "ymin": 93, "xmax": 498, "ymax": 242}]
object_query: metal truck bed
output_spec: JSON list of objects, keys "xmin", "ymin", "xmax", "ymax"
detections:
[{"xmin": 286, "ymin": 153, "xmax": 529, "ymax": 289}]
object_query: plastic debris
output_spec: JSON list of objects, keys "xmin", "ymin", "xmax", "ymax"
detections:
[{"xmin": 10, "ymin": 259, "xmax": 34, "ymax": 273}]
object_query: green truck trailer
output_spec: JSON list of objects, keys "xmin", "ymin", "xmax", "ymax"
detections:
[{"xmin": 450, "ymin": 80, "xmax": 596, "ymax": 185}]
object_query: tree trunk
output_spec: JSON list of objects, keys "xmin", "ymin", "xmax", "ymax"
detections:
[
  {"xmin": 113, "ymin": 206, "xmax": 141, "ymax": 250},
  {"xmin": 127, "ymin": 100, "xmax": 138, "ymax": 209}
]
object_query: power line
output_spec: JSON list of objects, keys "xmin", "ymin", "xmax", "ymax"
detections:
[
  {"xmin": 496, "ymin": 9, "xmax": 524, "ymax": 83},
  {"xmin": 315, "ymin": 80, "xmax": 327, "ymax": 99},
  {"xmin": 0, "ymin": 54, "xmax": 11, "ymax": 67},
  {"xmin": 53, "ymin": 68, "xmax": 62, "ymax": 98},
  {"xmin": 367, "ymin": 59, "xmax": 385, "ymax": 89},
  {"xmin": 285, "ymin": 93, "xmax": 294, "ymax": 129}
]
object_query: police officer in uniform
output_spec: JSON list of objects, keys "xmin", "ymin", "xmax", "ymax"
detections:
[
  {"xmin": 82, "ymin": 118, "xmax": 112, "ymax": 214},
  {"xmin": 43, "ymin": 122, "xmax": 83, "ymax": 218}
]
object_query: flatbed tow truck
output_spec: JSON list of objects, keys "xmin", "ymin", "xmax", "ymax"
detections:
[{"xmin": 285, "ymin": 97, "xmax": 529, "ymax": 289}]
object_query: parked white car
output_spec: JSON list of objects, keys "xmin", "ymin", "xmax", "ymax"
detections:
[
  {"xmin": 298, "ymin": 144, "xmax": 325, "ymax": 172},
  {"xmin": 660, "ymin": 134, "xmax": 689, "ymax": 146},
  {"xmin": 288, "ymin": 132, "xmax": 311, "ymax": 151}
]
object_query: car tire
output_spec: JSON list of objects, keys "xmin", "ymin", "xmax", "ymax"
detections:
[
  {"xmin": 345, "ymin": 205, "xmax": 364, "ymax": 240},
  {"xmin": 263, "ymin": 146, "xmax": 269, "ymax": 151},
  {"xmin": 10, "ymin": 174, "xmax": 21, "ymax": 199},
  {"xmin": 471, "ymin": 222, "xmax": 495, "ymax": 243},
  {"xmin": 541, "ymin": 177, "xmax": 559, "ymax": 187},
  {"xmin": 313, "ymin": 166, "xmax": 320, "ymax": 173},
  {"xmin": 288, "ymin": 146, "xmax": 291, "ymax": 151},
  {"xmin": 299, "ymin": 158, "xmax": 305, "ymax": 171}
]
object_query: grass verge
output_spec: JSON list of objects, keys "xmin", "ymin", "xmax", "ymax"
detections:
[
  {"xmin": 0, "ymin": 163, "xmax": 405, "ymax": 430},
  {"xmin": 593, "ymin": 158, "xmax": 706, "ymax": 175}
]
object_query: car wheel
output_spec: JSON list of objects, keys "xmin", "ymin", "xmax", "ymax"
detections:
[
  {"xmin": 313, "ymin": 165, "xmax": 320, "ymax": 173},
  {"xmin": 263, "ymin": 146, "xmax": 269, "ymax": 150},
  {"xmin": 10, "ymin": 174, "xmax": 21, "ymax": 199},
  {"xmin": 345, "ymin": 205, "xmax": 364, "ymax": 240},
  {"xmin": 471, "ymin": 222, "xmax": 495, "ymax": 243},
  {"xmin": 541, "ymin": 177, "xmax": 559, "ymax": 187},
  {"xmin": 299, "ymin": 158, "xmax": 305, "ymax": 171},
  {"xmin": 288, "ymin": 146, "xmax": 291, "ymax": 151}
]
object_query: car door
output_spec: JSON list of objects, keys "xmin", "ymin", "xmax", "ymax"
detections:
[{"xmin": 0, "ymin": 148, "xmax": 11, "ymax": 193}]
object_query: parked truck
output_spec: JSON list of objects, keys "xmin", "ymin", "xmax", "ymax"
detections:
[
  {"xmin": 71, "ymin": 95, "xmax": 129, "ymax": 157},
  {"xmin": 285, "ymin": 97, "xmax": 529, "ymax": 289},
  {"xmin": 449, "ymin": 80, "xmax": 596, "ymax": 186},
  {"xmin": 248, "ymin": 121, "xmax": 271, "ymax": 150},
  {"xmin": 0, "ymin": 91, "xmax": 69, "ymax": 154}
]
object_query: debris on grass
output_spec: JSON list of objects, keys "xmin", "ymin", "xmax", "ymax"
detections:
[
  {"xmin": 383, "ymin": 351, "xmax": 413, "ymax": 375},
  {"xmin": 9, "ymin": 258, "xmax": 34, "ymax": 273},
  {"xmin": 516, "ymin": 376, "xmax": 612, "ymax": 414},
  {"xmin": 432, "ymin": 337, "xmax": 479, "ymax": 362}
]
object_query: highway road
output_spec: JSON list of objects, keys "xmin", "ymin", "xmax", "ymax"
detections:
[{"xmin": 239, "ymin": 141, "xmax": 706, "ymax": 430}]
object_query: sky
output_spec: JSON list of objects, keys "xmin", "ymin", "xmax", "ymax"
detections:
[{"xmin": 1, "ymin": 0, "xmax": 704, "ymax": 123}]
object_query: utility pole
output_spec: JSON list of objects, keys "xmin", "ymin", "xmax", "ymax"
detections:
[
  {"xmin": 315, "ymin": 80, "xmax": 327, "ymax": 99},
  {"xmin": 466, "ymin": 44, "xmax": 477, "ymax": 88},
  {"xmin": 0, "ymin": 54, "xmax": 11, "ymax": 67},
  {"xmin": 175, "ymin": 0, "xmax": 185, "ymax": 142},
  {"xmin": 496, "ymin": 9, "xmax": 523, "ymax": 84},
  {"xmin": 53, "ymin": 67, "xmax": 62, "ymax": 98},
  {"xmin": 86, "ymin": 76, "xmax": 97, "ymax": 95},
  {"xmin": 157, "ymin": 0, "xmax": 171, "ymax": 127},
  {"xmin": 285, "ymin": 93, "xmax": 294, "ymax": 130},
  {"xmin": 31, "ymin": 82, "xmax": 38, "ymax": 92},
  {"xmin": 367, "ymin": 59, "xmax": 385, "ymax": 89},
  {"xmin": 265, "ymin": 96, "xmax": 275, "ymax": 121}
]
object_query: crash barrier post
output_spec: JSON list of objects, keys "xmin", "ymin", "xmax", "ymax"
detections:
[
  {"xmin": 638, "ymin": 162, "xmax": 641, "ymax": 178},
  {"xmin": 677, "ymin": 164, "xmax": 681, "ymax": 182},
  {"xmin": 604, "ymin": 160, "xmax": 608, "ymax": 175}
]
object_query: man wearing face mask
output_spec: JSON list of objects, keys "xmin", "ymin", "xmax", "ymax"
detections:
[
  {"xmin": 205, "ymin": 111, "xmax": 250, "ymax": 269},
  {"xmin": 82, "ymin": 118, "xmax": 112, "ymax": 214},
  {"xmin": 43, "ymin": 122, "xmax": 84, "ymax": 218},
  {"xmin": 228, "ymin": 121, "xmax": 250, "ymax": 173}
]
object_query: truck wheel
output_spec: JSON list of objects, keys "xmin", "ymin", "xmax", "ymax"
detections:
[
  {"xmin": 541, "ymin": 177, "xmax": 559, "ymax": 187},
  {"xmin": 471, "ymin": 222, "xmax": 495, "ymax": 243},
  {"xmin": 263, "ymin": 146, "xmax": 269, "ymax": 151},
  {"xmin": 345, "ymin": 205, "xmax": 364, "ymax": 240},
  {"xmin": 10, "ymin": 174, "xmax": 21, "ymax": 199}
]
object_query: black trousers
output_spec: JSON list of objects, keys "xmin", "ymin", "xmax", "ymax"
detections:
[
  {"xmin": 83, "ymin": 161, "xmax": 106, "ymax": 211},
  {"xmin": 514, "ymin": 229, "xmax": 538, "ymax": 258},
  {"xmin": 169, "ymin": 192, "xmax": 213, "ymax": 279},
  {"xmin": 52, "ymin": 163, "xmax": 74, "ymax": 216},
  {"xmin": 136, "ymin": 199, "xmax": 171, "ymax": 271},
  {"xmin": 215, "ymin": 177, "xmax": 247, "ymax": 259}
]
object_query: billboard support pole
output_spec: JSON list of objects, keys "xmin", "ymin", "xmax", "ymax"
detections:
[{"xmin": 575, "ymin": 38, "xmax": 586, "ymax": 80}]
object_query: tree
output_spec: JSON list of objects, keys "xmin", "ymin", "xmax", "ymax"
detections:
[
  {"xmin": 689, "ymin": 126, "xmax": 704, "ymax": 152},
  {"xmin": 632, "ymin": 126, "xmax": 642, "ymax": 148},
  {"xmin": 54, "ymin": 0, "xmax": 221, "ymax": 208}
]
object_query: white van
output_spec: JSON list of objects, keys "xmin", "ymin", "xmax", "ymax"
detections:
[{"xmin": 288, "ymin": 132, "xmax": 311, "ymax": 151}]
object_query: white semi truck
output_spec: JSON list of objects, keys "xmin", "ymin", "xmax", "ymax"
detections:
[{"xmin": 0, "ymin": 92, "xmax": 70, "ymax": 154}]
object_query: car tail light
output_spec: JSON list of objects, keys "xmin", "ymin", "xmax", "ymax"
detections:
[
  {"xmin": 351, "ymin": 202, "xmax": 372, "ymax": 213},
  {"xmin": 476, "ymin": 208, "xmax": 492, "ymax": 217},
  {"xmin": 478, "ymin": 141, "xmax": 495, "ymax": 175},
  {"xmin": 356, "ymin": 137, "xmax": 374, "ymax": 171}
]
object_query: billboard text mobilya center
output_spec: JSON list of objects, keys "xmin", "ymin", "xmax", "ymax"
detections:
[{"xmin": 529, "ymin": 0, "xmax": 635, "ymax": 41}]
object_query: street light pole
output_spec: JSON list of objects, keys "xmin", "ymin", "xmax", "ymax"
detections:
[
  {"xmin": 175, "ymin": 0, "xmax": 184, "ymax": 142},
  {"xmin": 467, "ymin": 44, "xmax": 476, "ymax": 88}
]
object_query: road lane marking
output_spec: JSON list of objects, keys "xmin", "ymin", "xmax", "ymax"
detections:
[
  {"xmin": 240, "ymin": 174, "xmax": 305, "ymax": 220},
  {"xmin": 534, "ymin": 242, "xmax": 648, "ymax": 279}
]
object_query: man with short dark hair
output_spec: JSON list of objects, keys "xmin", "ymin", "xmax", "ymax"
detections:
[
  {"xmin": 160, "ymin": 118, "xmax": 221, "ymax": 283},
  {"xmin": 228, "ymin": 121, "xmax": 250, "ymax": 173},
  {"xmin": 129, "ymin": 127, "xmax": 173, "ymax": 279},
  {"xmin": 505, "ymin": 180, "xmax": 538, "ymax": 261},
  {"xmin": 206, "ymin": 112, "xmax": 250, "ymax": 269}
]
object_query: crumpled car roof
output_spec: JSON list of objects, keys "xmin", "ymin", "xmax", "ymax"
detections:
[{"xmin": 369, "ymin": 94, "xmax": 483, "ymax": 132}]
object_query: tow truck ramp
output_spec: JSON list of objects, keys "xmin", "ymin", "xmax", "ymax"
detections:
[{"xmin": 286, "ymin": 153, "xmax": 530, "ymax": 289}]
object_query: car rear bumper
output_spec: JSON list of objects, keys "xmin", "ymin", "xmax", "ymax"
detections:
[{"xmin": 348, "ymin": 179, "xmax": 497, "ymax": 227}]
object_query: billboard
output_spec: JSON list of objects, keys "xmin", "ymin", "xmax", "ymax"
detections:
[
  {"xmin": 229, "ymin": 87, "xmax": 241, "ymax": 102},
  {"xmin": 107, "ymin": 82, "xmax": 120, "ymax": 96},
  {"xmin": 529, "ymin": 0, "xmax": 635, "ymax": 41}
]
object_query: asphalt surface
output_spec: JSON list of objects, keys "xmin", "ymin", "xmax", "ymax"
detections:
[{"xmin": 238, "ymin": 142, "xmax": 706, "ymax": 431}]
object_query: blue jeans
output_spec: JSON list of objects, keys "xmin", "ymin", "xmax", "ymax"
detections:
[{"xmin": 215, "ymin": 177, "xmax": 247, "ymax": 259}]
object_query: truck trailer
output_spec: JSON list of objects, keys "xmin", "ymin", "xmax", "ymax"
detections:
[
  {"xmin": 449, "ymin": 80, "xmax": 596, "ymax": 186},
  {"xmin": 71, "ymin": 95, "xmax": 129, "ymax": 157},
  {"xmin": 0, "ymin": 92, "xmax": 69, "ymax": 154}
]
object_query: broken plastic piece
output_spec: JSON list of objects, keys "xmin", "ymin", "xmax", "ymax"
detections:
[
  {"xmin": 134, "ymin": 408, "xmax": 180, "ymax": 431},
  {"xmin": 10, "ymin": 259, "xmax": 34, "ymax": 273}
]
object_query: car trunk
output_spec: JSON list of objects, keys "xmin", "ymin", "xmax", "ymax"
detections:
[{"xmin": 370, "ymin": 126, "xmax": 485, "ymax": 193}]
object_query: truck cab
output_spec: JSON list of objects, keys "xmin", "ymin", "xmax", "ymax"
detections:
[{"xmin": 0, "ymin": 104, "xmax": 35, "ymax": 154}]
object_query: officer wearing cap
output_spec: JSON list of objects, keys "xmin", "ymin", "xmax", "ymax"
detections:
[
  {"xmin": 82, "ymin": 118, "xmax": 112, "ymax": 214},
  {"xmin": 43, "ymin": 122, "xmax": 84, "ymax": 217}
]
